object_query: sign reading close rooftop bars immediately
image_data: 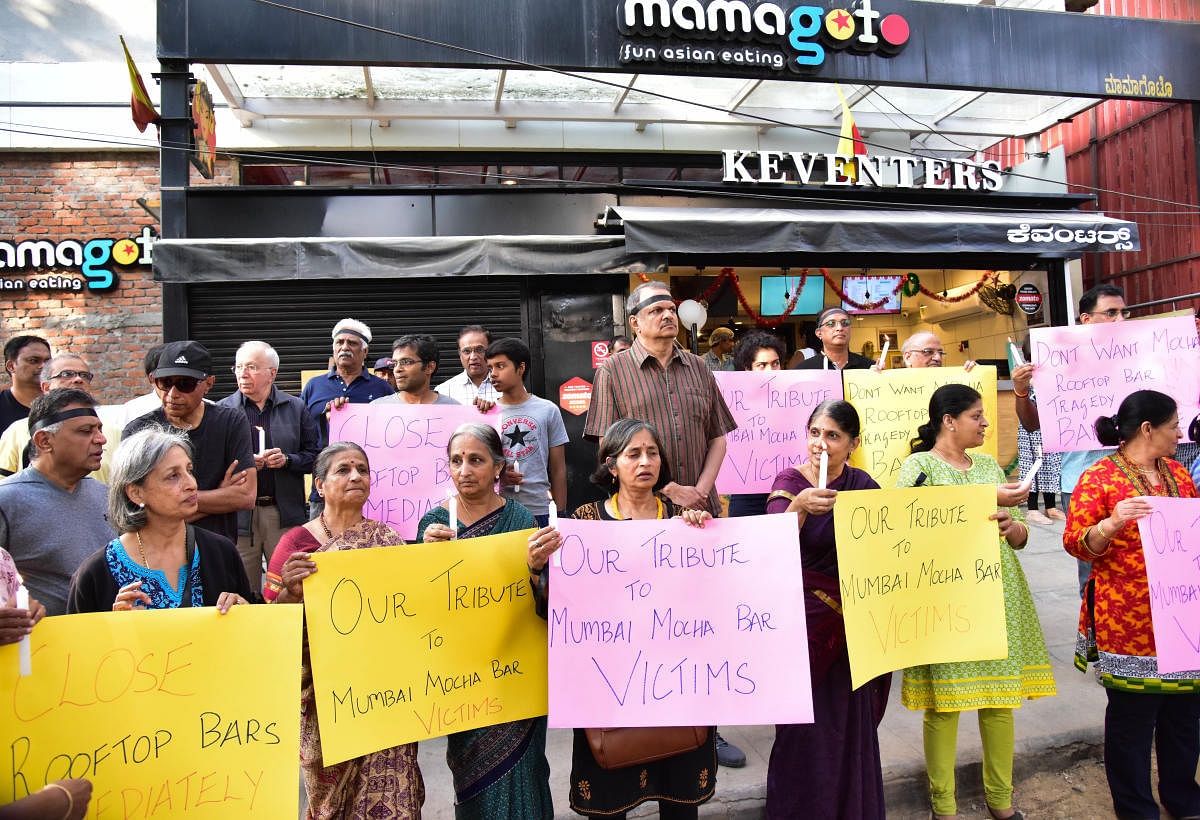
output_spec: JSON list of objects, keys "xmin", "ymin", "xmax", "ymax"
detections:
[
  {"xmin": 721, "ymin": 150, "xmax": 1006, "ymax": 190},
  {"xmin": 617, "ymin": 0, "xmax": 910, "ymax": 72}
]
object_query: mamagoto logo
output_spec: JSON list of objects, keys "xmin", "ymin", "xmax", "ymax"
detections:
[
  {"xmin": 0, "ymin": 227, "xmax": 154, "ymax": 293},
  {"xmin": 617, "ymin": 0, "xmax": 910, "ymax": 72}
]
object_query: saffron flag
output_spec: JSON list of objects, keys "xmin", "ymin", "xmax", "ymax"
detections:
[
  {"xmin": 834, "ymin": 84, "xmax": 866, "ymax": 182},
  {"xmin": 120, "ymin": 35, "xmax": 160, "ymax": 132}
]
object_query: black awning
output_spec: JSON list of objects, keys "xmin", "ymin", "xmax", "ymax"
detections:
[
  {"xmin": 601, "ymin": 205, "xmax": 1140, "ymax": 257},
  {"xmin": 152, "ymin": 235, "xmax": 664, "ymax": 283}
]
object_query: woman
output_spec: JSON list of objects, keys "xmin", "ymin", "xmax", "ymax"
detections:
[
  {"xmin": 1064, "ymin": 390, "xmax": 1200, "ymax": 820},
  {"xmin": 728, "ymin": 330, "xmax": 786, "ymax": 519},
  {"xmin": 67, "ymin": 427, "xmax": 253, "ymax": 613},
  {"xmin": 266, "ymin": 442, "xmax": 424, "ymax": 820},
  {"xmin": 763, "ymin": 399, "xmax": 888, "ymax": 819},
  {"xmin": 895, "ymin": 384, "xmax": 1056, "ymax": 820},
  {"xmin": 417, "ymin": 423, "xmax": 552, "ymax": 820},
  {"xmin": 527, "ymin": 417, "xmax": 716, "ymax": 820}
]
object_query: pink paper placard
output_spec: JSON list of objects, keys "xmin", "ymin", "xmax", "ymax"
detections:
[
  {"xmin": 1029, "ymin": 316, "xmax": 1200, "ymax": 453},
  {"xmin": 328, "ymin": 403, "xmax": 498, "ymax": 540},
  {"xmin": 1137, "ymin": 497, "xmax": 1200, "ymax": 675},
  {"xmin": 713, "ymin": 370, "xmax": 844, "ymax": 494},
  {"xmin": 547, "ymin": 515, "xmax": 813, "ymax": 728}
]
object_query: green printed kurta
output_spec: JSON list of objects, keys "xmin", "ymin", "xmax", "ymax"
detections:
[{"xmin": 895, "ymin": 452, "xmax": 1057, "ymax": 711}]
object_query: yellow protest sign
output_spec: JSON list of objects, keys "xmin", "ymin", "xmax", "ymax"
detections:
[
  {"xmin": 304, "ymin": 529, "xmax": 548, "ymax": 765},
  {"xmin": 845, "ymin": 366, "xmax": 998, "ymax": 487},
  {"xmin": 833, "ymin": 485, "xmax": 1007, "ymax": 689},
  {"xmin": 0, "ymin": 605, "xmax": 302, "ymax": 818}
]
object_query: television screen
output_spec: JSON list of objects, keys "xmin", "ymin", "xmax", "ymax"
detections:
[
  {"xmin": 760, "ymin": 274, "xmax": 826, "ymax": 316},
  {"xmin": 840, "ymin": 275, "xmax": 903, "ymax": 315}
]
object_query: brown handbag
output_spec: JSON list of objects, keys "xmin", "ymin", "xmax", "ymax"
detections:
[{"xmin": 583, "ymin": 726, "xmax": 710, "ymax": 770}]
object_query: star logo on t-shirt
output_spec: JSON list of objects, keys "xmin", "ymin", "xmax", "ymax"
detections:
[{"xmin": 505, "ymin": 424, "xmax": 530, "ymax": 448}]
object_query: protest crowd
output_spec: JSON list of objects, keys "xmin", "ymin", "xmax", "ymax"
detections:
[{"xmin": 3, "ymin": 280, "xmax": 1200, "ymax": 820}]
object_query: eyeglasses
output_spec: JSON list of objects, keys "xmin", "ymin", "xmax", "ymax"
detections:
[
  {"xmin": 1088, "ymin": 308, "xmax": 1132, "ymax": 319},
  {"xmin": 392, "ymin": 358, "xmax": 421, "ymax": 368},
  {"xmin": 50, "ymin": 369, "xmax": 93, "ymax": 383},
  {"xmin": 459, "ymin": 346, "xmax": 487, "ymax": 357},
  {"xmin": 913, "ymin": 348, "xmax": 944, "ymax": 357},
  {"xmin": 821, "ymin": 319, "xmax": 852, "ymax": 329},
  {"xmin": 231, "ymin": 364, "xmax": 263, "ymax": 374},
  {"xmin": 155, "ymin": 376, "xmax": 202, "ymax": 393}
]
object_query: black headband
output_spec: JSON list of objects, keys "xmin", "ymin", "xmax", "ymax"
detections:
[
  {"xmin": 29, "ymin": 407, "xmax": 99, "ymax": 434},
  {"xmin": 816, "ymin": 307, "xmax": 850, "ymax": 326},
  {"xmin": 334, "ymin": 327, "xmax": 369, "ymax": 343},
  {"xmin": 631, "ymin": 293, "xmax": 675, "ymax": 315}
]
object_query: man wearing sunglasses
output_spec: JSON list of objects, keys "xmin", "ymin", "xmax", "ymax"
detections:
[
  {"xmin": 123, "ymin": 340, "xmax": 256, "ymax": 545},
  {"xmin": 371, "ymin": 334, "xmax": 460, "ymax": 406},
  {"xmin": 0, "ymin": 354, "xmax": 125, "ymax": 482},
  {"xmin": 795, "ymin": 307, "xmax": 876, "ymax": 371}
]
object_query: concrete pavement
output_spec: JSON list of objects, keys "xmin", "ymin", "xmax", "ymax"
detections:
[{"xmin": 409, "ymin": 515, "xmax": 1104, "ymax": 818}]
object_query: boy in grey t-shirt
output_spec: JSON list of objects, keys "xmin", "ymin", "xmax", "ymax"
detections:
[{"xmin": 485, "ymin": 339, "xmax": 568, "ymax": 524}]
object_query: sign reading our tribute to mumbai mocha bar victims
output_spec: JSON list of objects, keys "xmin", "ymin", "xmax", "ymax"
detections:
[{"xmin": 1029, "ymin": 316, "xmax": 1200, "ymax": 454}]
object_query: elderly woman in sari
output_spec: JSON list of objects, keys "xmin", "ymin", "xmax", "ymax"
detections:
[
  {"xmin": 763, "ymin": 400, "xmax": 889, "ymax": 819},
  {"xmin": 266, "ymin": 442, "xmax": 423, "ymax": 820},
  {"xmin": 417, "ymin": 422, "xmax": 552, "ymax": 819},
  {"xmin": 527, "ymin": 418, "xmax": 716, "ymax": 820},
  {"xmin": 67, "ymin": 427, "xmax": 254, "ymax": 613}
]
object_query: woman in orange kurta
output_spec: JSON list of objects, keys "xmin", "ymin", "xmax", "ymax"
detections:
[{"xmin": 1064, "ymin": 389, "xmax": 1200, "ymax": 820}]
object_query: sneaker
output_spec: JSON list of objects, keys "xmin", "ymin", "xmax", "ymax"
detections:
[
  {"xmin": 1046, "ymin": 508, "xmax": 1067, "ymax": 521},
  {"xmin": 1025, "ymin": 510, "xmax": 1053, "ymax": 525},
  {"xmin": 715, "ymin": 731, "xmax": 746, "ymax": 768}
]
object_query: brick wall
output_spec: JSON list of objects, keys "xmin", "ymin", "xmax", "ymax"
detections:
[{"xmin": 0, "ymin": 151, "xmax": 234, "ymax": 404}]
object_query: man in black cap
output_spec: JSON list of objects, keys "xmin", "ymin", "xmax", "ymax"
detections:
[{"xmin": 123, "ymin": 340, "xmax": 255, "ymax": 544}]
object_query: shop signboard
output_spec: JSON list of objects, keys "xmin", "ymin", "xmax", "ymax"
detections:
[{"xmin": 0, "ymin": 228, "xmax": 155, "ymax": 293}]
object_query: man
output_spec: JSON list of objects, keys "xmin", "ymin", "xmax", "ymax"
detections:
[
  {"xmin": 123, "ymin": 343, "xmax": 165, "ymax": 426},
  {"xmin": 1013, "ymin": 283, "xmax": 1129, "ymax": 595},
  {"xmin": 611, "ymin": 336, "xmax": 633, "ymax": 355},
  {"xmin": 0, "ymin": 388, "xmax": 114, "ymax": 616},
  {"xmin": 218, "ymin": 341, "xmax": 320, "ymax": 591},
  {"xmin": 372, "ymin": 335, "xmax": 460, "ymax": 406},
  {"xmin": 702, "ymin": 326, "xmax": 736, "ymax": 372},
  {"xmin": 373, "ymin": 357, "xmax": 397, "ymax": 390},
  {"xmin": 486, "ymin": 338, "xmax": 568, "ymax": 527},
  {"xmin": 900, "ymin": 331, "xmax": 977, "ymax": 371},
  {"xmin": 301, "ymin": 318, "xmax": 394, "ymax": 448},
  {"xmin": 124, "ymin": 340, "xmax": 256, "ymax": 545},
  {"xmin": 795, "ymin": 308, "xmax": 875, "ymax": 370},
  {"xmin": 0, "ymin": 353, "xmax": 123, "ymax": 482},
  {"xmin": 436, "ymin": 325, "xmax": 500, "ymax": 409},
  {"xmin": 585, "ymin": 283, "xmax": 745, "ymax": 769},
  {"xmin": 0, "ymin": 335, "xmax": 51, "ymax": 431}
]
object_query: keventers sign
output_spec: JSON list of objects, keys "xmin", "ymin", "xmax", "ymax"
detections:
[
  {"xmin": 618, "ymin": 0, "xmax": 910, "ymax": 73},
  {"xmin": 722, "ymin": 149, "xmax": 1005, "ymax": 191}
]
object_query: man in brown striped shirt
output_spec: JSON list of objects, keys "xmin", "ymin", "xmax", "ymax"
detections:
[{"xmin": 585, "ymin": 281, "xmax": 737, "ymax": 515}]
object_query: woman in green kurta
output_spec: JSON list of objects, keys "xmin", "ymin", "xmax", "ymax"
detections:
[
  {"xmin": 417, "ymin": 422, "xmax": 552, "ymax": 820},
  {"xmin": 895, "ymin": 384, "xmax": 1056, "ymax": 820}
]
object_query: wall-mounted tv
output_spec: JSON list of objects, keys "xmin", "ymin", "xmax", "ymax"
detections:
[
  {"xmin": 760, "ymin": 273, "xmax": 826, "ymax": 316},
  {"xmin": 840, "ymin": 274, "xmax": 903, "ymax": 315}
]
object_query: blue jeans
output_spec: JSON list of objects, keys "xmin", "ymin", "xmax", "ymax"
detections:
[{"xmin": 1064, "ymin": 492, "xmax": 1092, "ymax": 597}]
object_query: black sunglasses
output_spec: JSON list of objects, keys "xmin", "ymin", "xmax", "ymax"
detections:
[{"xmin": 155, "ymin": 376, "xmax": 203, "ymax": 393}]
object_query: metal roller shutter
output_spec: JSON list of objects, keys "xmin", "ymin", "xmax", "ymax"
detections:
[{"xmin": 187, "ymin": 277, "xmax": 527, "ymax": 398}]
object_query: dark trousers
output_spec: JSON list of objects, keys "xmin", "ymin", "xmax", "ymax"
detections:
[{"xmin": 1104, "ymin": 688, "xmax": 1200, "ymax": 819}]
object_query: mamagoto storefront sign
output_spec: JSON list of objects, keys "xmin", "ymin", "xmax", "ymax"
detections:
[
  {"xmin": 0, "ymin": 227, "xmax": 155, "ymax": 293},
  {"xmin": 617, "ymin": 0, "xmax": 910, "ymax": 72}
]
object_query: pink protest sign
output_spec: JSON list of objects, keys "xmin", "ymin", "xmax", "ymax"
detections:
[
  {"xmin": 328, "ymin": 403, "xmax": 497, "ymax": 540},
  {"xmin": 1030, "ymin": 316, "xmax": 1200, "ymax": 453},
  {"xmin": 1137, "ymin": 497, "xmax": 1200, "ymax": 675},
  {"xmin": 713, "ymin": 370, "xmax": 843, "ymax": 493},
  {"xmin": 547, "ymin": 515, "xmax": 812, "ymax": 728}
]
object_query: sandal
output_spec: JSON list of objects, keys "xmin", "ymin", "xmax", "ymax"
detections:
[{"xmin": 986, "ymin": 807, "xmax": 1026, "ymax": 820}]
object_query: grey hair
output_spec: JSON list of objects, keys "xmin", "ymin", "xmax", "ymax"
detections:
[
  {"xmin": 236, "ymin": 340, "xmax": 279, "ymax": 369},
  {"xmin": 625, "ymin": 281, "xmax": 671, "ymax": 315},
  {"xmin": 39, "ymin": 353, "xmax": 85, "ymax": 384},
  {"xmin": 901, "ymin": 331, "xmax": 939, "ymax": 354},
  {"xmin": 314, "ymin": 442, "xmax": 370, "ymax": 481},
  {"xmin": 447, "ymin": 422, "xmax": 506, "ymax": 468},
  {"xmin": 108, "ymin": 426, "xmax": 194, "ymax": 534}
]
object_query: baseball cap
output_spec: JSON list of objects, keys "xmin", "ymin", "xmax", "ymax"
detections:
[
  {"xmin": 374, "ymin": 357, "xmax": 395, "ymax": 369},
  {"xmin": 151, "ymin": 340, "xmax": 212, "ymax": 380}
]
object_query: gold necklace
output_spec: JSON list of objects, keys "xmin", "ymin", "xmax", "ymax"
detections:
[
  {"xmin": 611, "ymin": 491, "xmax": 663, "ymax": 520},
  {"xmin": 134, "ymin": 530, "xmax": 149, "ymax": 566}
]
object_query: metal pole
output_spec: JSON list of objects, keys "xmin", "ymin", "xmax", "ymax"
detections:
[{"xmin": 158, "ymin": 58, "xmax": 193, "ymax": 341}]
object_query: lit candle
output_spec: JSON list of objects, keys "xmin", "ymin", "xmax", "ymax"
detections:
[
  {"xmin": 877, "ymin": 338, "xmax": 890, "ymax": 369},
  {"xmin": 817, "ymin": 441, "xmax": 829, "ymax": 490},
  {"xmin": 547, "ymin": 490, "xmax": 557, "ymax": 528},
  {"xmin": 15, "ymin": 577, "xmax": 31, "ymax": 677},
  {"xmin": 255, "ymin": 426, "xmax": 266, "ymax": 456},
  {"xmin": 446, "ymin": 489, "xmax": 457, "ymax": 539}
]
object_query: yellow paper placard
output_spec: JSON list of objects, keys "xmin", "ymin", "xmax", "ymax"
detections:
[
  {"xmin": 0, "ymin": 605, "xmax": 302, "ymax": 818},
  {"xmin": 304, "ymin": 529, "xmax": 548, "ymax": 765},
  {"xmin": 845, "ymin": 366, "xmax": 998, "ymax": 487},
  {"xmin": 832, "ymin": 485, "xmax": 1007, "ymax": 689}
]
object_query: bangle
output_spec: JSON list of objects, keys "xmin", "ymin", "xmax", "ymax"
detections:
[
  {"xmin": 528, "ymin": 564, "xmax": 545, "ymax": 577},
  {"xmin": 42, "ymin": 783, "xmax": 73, "ymax": 820},
  {"xmin": 1096, "ymin": 520, "xmax": 1114, "ymax": 540},
  {"xmin": 1013, "ymin": 388, "xmax": 1030, "ymax": 398}
]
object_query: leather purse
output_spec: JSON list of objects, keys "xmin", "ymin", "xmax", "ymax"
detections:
[{"xmin": 583, "ymin": 726, "xmax": 710, "ymax": 770}]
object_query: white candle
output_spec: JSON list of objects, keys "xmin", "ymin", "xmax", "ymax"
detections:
[
  {"xmin": 822, "ymin": 354, "xmax": 829, "ymax": 370},
  {"xmin": 817, "ymin": 442, "xmax": 829, "ymax": 490},
  {"xmin": 446, "ymin": 489, "xmax": 457, "ymax": 539},
  {"xmin": 547, "ymin": 490, "xmax": 558, "ymax": 528},
  {"xmin": 1017, "ymin": 457, "xmax": 1043, "ymax": 492},
  {"xmin": 15, "ymin": 580, "xmax": 31, "ymax": 677},
  {"xmin": 255, "ymin": 426, "xmax": 266, "ymax": 456},
  {"xmin": 513, "ymin": 460, "xmax": 520, "ymax": 474},
  {"xmin": 1008, "ymin": 337, "xmax": 1026, "ymax": 366},
  {"xmin": 877, "ymin": 338, "xmax": 890, "ymax": 369}
]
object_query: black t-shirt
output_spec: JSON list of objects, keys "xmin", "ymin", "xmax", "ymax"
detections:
[
  {"xmin": 794, "ymin": 350, "xmax": 876, "ymax": 370},
  {"xmin": 123, "ymin": 404, "xmax": 254, "ymax": 543},
  {"xmin": 0, "ymin": 389, "xmax": 30, "ymax": 433}
]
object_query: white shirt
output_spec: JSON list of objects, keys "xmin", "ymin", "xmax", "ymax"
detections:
[{"xmin": 435, "ymin": 371, "xmax": 500, "ymax": 404}]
